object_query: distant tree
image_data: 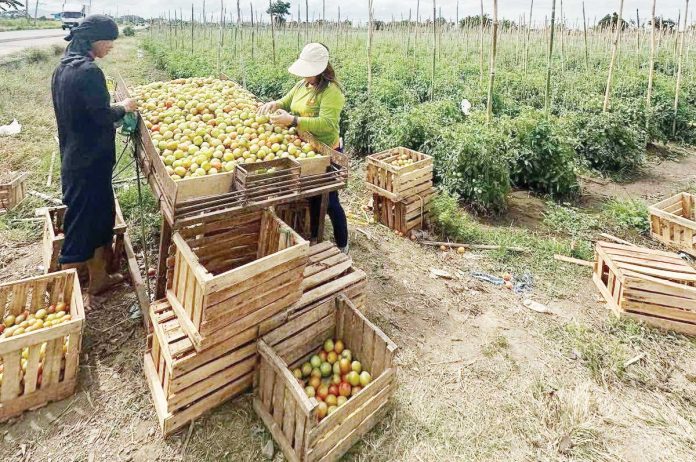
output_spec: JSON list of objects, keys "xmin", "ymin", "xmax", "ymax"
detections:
[
  {"xmin": 597, "ymin": 12, "xmax": 629, "ymax": 31},
  {"xmin": 459, "ymin": 14, "xmax": 492, "ymax": 28},
  {"xmin": 266, "ymin": 1, "xmax": 291, "ymax": 25},
  {"xmin": 648, "ymin": 16, "xmax": 677, "ymax": 30},
  {"xmin": 0, "ymin": 0, "xmax": 23, "ymax": 12}
]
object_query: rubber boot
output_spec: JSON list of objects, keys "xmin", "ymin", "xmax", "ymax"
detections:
[{"xmin": 87, "ymin": 246, "xmax": 124, "ymax": 295}]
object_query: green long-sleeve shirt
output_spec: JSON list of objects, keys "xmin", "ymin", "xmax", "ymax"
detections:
[{"xmin": 276, "ymin": 81, "xmax": 345, "ymax": 148}]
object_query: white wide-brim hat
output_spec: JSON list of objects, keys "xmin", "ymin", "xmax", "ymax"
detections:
[{"xmin": 288, "ymin": 43, "xmax": 330, "ymax": 77}]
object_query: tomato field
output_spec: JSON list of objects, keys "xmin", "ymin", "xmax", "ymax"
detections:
[{"xmin": 143, "ymin": 9, "xmax": 695, "ymax": 212}]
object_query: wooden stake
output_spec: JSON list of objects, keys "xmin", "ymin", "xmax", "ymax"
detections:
[
  {"xmin": 479, "ymin": 0, "xmax": 484, "ymax": 84},
  {"xmin": 431, "ymin": 0, "xmax": 437, "ymax": 100},
  {"xmin": 486, "ymin": 0, "xmax": 499, "ymax": 123},
  {"xmin": 367, "ymin": 0, "xmax": 374, "ymax": 94},
  {"xmin": 269, "ymin": 0, "xmax": 276, "ymax": 65},
  {"xmin": 544, "ymin": 0, "xmax": 557, "ymax": 118},
  {"xmin": 524, "ymin": 0, "xmax": 534, "ymax": 74},
  {"xmin": 582, "ymin": 2, "xmax": 589, "ymax": 70},
  {"xmin": 603, "ymin": 0, "xmax": 625, "ymax": 112},
  {"xmin": 673, "ymin": 0, "xmax": 690, "ymax": 137},
  {"xmin": 646, "ymin": 0, "xmax": 657, "ymax": 136}
]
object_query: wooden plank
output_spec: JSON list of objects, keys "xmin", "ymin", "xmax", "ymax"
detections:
[
  {"xmin": 620, "ymin": 311, "xmax": 696, "ymax": 336},
  {"xmin": 0, "ymin": 380, "xmax": 76, "ymax": 423},
  {"xmin": 649, "ymin": 208, "xmax": 696, "ymax": 232},
  {"xmin": 623, "ymin": 287, "xmax": 696, "ymax": 312},
  {"xmin": 258, "ymin": 340, "xmax": 314, "ymax": 415},
  {"xmin": 1, "ymin": 352, "xmax": 21, "ymax": 402},
  {"xmin": 272, "ymin": 372, "xmax": 286, "ymax": 424},
  {"xmin": 263, "ymin": 298, "xmax": 335, "ymax": 347},
  {"xmin": 253, "ymin": 398, "xmax": 302, "ymax": 462},
  {"xmin": 168, "ymin": 356, "xmax": 255, "ymax": 412},
  {"xmin": 608, "ymin": 254, "xmax": 696, "ymax": 274},
  {"xmin": 282, "ymin": 388, "xmax": 297, "ymax": 444},
  {"xmin": 169, "ymin": 342, "xmax": 257, "ymax": 394},
  {"xmin": 623, "ymin": 300, "xmax": 696, "ymax": 324}
]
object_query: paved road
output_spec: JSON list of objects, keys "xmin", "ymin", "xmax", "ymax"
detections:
[{"xmin": 0, "ymin": 28, "xmax": 66, "ymax": 58}]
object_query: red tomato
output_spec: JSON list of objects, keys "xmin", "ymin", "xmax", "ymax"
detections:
[
  {"xmin": 338, "ymin": 382, "xmax": 352, "ymax": 397},
  {"xmin": 328, "ymin": 385, "xmax": 339, "ymax": 396}
]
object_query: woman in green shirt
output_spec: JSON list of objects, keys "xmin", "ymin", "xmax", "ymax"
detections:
[{"xmin": 259, "ymin": 43, "xmax": 349, "ymax": 252}]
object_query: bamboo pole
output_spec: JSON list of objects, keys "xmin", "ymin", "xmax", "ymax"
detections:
[
  {"xmin": 367, "ymin": 0, "xmax": 374, "ymax": 95},
  {"xmin": 603, "ymin": 0, "xmax": 625, "ymax": 112},
  {"xmin": 646, "ymin": 0, "xmax": 657, "ymax": 135},
  {"xmin": 415, "ymin": 0, "xmax": 420, "ymax": 58},
  {"xmin": 486, "ymin": 0, "xmax": 499, "ymax": 123},
  {"xmin": 524, "ymin": 0, "xmax": 534, "ymax": 74},
  {"xmin": 305, "ymin": 0, "xmax": 309, "ymax": 42},
  {"xmin": 406, "ymin": 8, "xmax": 412, "ymax": 57},
  {"xmin": 559, "ymin": 0, "xmax": 565, "ymax": 72},
  {"xmin": 250, "ymin": 2, "xmax": 255, "ymax": 60},
  {"xmin": 432, "ymin": 0, "xmax": 437, "ymax": 100},
  {"xmin": 191, "ymin": 3, "xmax": 195, "ymax": 54},
  {"xmin": 269, "ymin": 0, "xmax": 277, "ymax": 64},
  {"xmin": 582, "ymin": 2, "xmax": 589, "ymax": 70},
  {"xmin": 673, "ymin": 0, "xmax": 690, "ymax": 136},
  {"xmin": 544, "ymin": 0, "xmax": 557, "ymax": 118},
  {"xmin": 217, "ymin": 0, "xmax": 223, "ymax": 75},
  {"xmin": 479, "ymin": 0, "xmax": 484, "ymax": 84}
]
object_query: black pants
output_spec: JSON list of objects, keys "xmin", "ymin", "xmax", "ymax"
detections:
[
  {"xmin": 309, "ymin": 191, "xmax": 348, "ymax": 248},
  {"xmin": 60, "ymin": 166, "xmax": 115, "ymax": 264}
]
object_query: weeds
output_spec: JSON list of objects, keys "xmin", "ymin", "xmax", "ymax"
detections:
[{"xmin": 601, "ymin": 199, "xmax": 650, "ymax": 234}]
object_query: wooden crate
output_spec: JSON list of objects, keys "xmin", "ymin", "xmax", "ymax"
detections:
[
  {"xmin": 373, "ymin": 188, "xmax": 435, "ymax": 236},
  {"xmin": 0, "ymin": 270, "xmax": 84, "ymax": 422},
  {"xmin": 276, "ymin": 200, "xmax": 312, "ymax": 241},
  {"xmin": 0, "ymin": 172, "xmax": 28, "ymax": 213},
  {"xmin": 41, "ymin": 200, "xmax": 128, "ymax": 274},
  {"xmin": 167, "ymin": 209, "xmax": 308, "ymax": 351},
  {"xmin": 144, "ymin": 299, "xmax": 269, "ymax": 436},
  {"xmin": 254, "ymin": 295, "xmax": 398, "ymax": 462},
  {"xmin": 593, "ymin": 241, "xmax": 696, "ymax": 336},
  {"xmin": 366, "ymin": 147, "xmax": 433, "ymax": 201},
  {"xmin": 235, "ymin": 157, "xmax": 301, "ymax": 202},
  {"xmin": 649, "ymin": 193, "xmax": 696, "ymax": 257}
]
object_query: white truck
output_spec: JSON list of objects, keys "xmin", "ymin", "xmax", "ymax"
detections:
[{"xmin": 61, "ymin": 3, "xmax": 86, "ymax": 30}]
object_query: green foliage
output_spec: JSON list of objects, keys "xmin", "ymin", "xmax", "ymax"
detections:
[
  {"xmin": 543, "ymin": 203, "xmax": 598, "ymax": 238},
  {"xmin": 433, "ymin": 116, "xmax": 511, "ymax": 213},
  {"xmin": 506, "ymin": 110, "xmax": 579, "ymax": 197},
  {"xmin": 601, "ymin": 199, "xmax": 650, "ymax": 234},
  {"xmin": 573, "ymin": 110, "xmax": 646, "ymax": 175},
  {"xmin": 429, "ymin": 193, "xmax": 484, "ymax": 243},
  {"xmin": 123, "ymin": 26, "xmax": 135, "ymax": 37},
  {"xmin": 343, "ymin": 99, "xmax": 392, "ymax": 155},
  {"xmin": 25, "ymin": 48, "xmax": 49, "ymax": 64}
]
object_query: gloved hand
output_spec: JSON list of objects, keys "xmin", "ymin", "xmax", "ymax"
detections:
[
  {"xmin": 118, "ymin": 98, "xmax": 138, "ymax": 112},
  {"xmin": 270, "ymin": 109, "xmax": 294, "ymax": 127},
  {"xmin": 258, "ymin": 101, "xmax": 278, "ymax": 115}
]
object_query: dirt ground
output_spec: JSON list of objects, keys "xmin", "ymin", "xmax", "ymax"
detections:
[{"xmin": 1, "ymin": 39, "xmax": 695, "ymax": 462}]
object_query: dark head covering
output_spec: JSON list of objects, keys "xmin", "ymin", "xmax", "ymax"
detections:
[{"xmin": 63, "ymin": 14, "xmax": 119, "ymax": 58}]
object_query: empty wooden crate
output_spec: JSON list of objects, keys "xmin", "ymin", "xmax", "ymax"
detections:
[
  {"xmin": 0, "ymin": 270, "xmax": 84, "ymax": 421},
  {"xmin": 366, "ymin": 147, "xmax": 433, "ymax": 201},
  {"xmin": 167, "ymin": 208, "xmax": 309, "ymax": 351},
  {"xmin": 372, "ymin": 188, "xmax": 435, "ymax": 236},
  {"xmin": 254, "ymin": 295, "xmax": 398, "ymax": 462},
  {"xmin": 41, "ymin": 201, "xmax": 127, "ymax": 274},
  {"xmin": 234, "ymin": 157, "xmax": 301, "ymax": 202},
  {"xmin": 0, "ymin": 172, "xmax": 28, "ymax": 213},
  {"xmin": 593, "ymin": 241, "xmax": 696, "ymax": 335},
  {"xmin": 144, "ymin": 299, "xmax": 262, "ymax": 435},
  {"xmin": 649, "ymin": 192, "xmax": 696, "ymax": 257}
]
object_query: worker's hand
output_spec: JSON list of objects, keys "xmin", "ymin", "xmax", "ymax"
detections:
[
  {"xmin": 119, "ymin": 98, "xmax": 138, "ymax": 113},
  {"xmin": 270, "ymin": 109, "xmax": 293, "ymax": 127},
  {"xmin": 258, "ymin": 101, "xmax": 278, "ymax": 115}
]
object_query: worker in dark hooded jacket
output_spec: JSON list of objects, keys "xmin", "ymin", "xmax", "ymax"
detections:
[{"xmin": 51, "ymin": 14, "xmax": 137, "ymax": 295}]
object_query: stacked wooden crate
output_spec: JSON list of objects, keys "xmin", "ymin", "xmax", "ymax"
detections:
[
  {"xmin": 144, "ymin": 208, "xmax": 310, "ymax": 434},
  {"xmin": 593, "ymin": 241, "xmax": 696, "ymax": 336},
  {"xmin": 366, "ymin": 147, "xmax": 435, "ymax": 236},
  {"xmin": 0, "ymin": 270, "xmax": 85, "ymax": 422},
  {"xmin": 649, "ymin": 192, "xmax": 696, "ymax": 257}
]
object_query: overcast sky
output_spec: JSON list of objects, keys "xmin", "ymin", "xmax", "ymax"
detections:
[{"xmin": 38, "ymin": 1, "xmax": 690, "ymax": 26}]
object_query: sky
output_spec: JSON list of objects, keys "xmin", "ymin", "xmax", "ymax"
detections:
[{"xmin": 34, "ymin": 1, "xmax": 691, "ymax": 26}]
